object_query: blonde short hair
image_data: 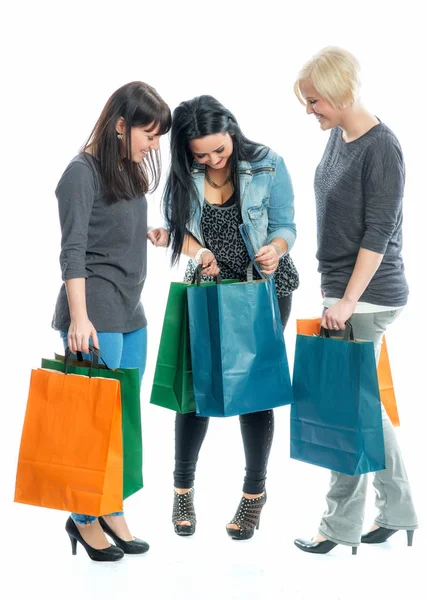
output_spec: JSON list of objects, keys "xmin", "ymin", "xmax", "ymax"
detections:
[{"xmin": 294, "ymin": 47, "xmax": 361, "ymax": 109}]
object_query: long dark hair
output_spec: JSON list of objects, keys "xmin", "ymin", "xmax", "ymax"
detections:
[
  {"xmin": 163, "ymin": 95, "xmax": 268, "ymax": 265},
  {"xmin": 82, "ymin": 81, "xmax": 171, "ymax": 203}
]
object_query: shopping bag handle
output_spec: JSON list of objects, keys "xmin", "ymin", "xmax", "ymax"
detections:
[
  {"xmin": 193, "ymin": 264, "xmax": 222, "ymax": 286},
  {"xmin": 64, "ymin": 345, "xmax": 109, "ymax": 376},
  {"xmin": 246, "ymin": 261, "xmax": 266, "ymax": 282},
  {"xmin": 320, "ymin": 321, "xmax": 354, "ymax": 341}
]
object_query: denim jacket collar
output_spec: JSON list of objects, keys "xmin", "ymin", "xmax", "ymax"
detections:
[
  {"xmin": 191, "ymin": 160, "xmax": 254, "ymax": 204},
  {"xmin": 191, "ymin": 159, "xmax": 252, "ymax": 173}
]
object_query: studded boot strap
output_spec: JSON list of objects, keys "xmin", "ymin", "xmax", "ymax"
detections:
[
  {"xmin": 229, "ymin": 493, "xmax": 266, "ymax": 531},
  {"xmin": 172, "ymin": 488, "xmax": 197, "ymax": 525}
]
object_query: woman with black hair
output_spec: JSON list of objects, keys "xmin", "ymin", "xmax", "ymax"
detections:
[
  {"xmin": 52, "ymin": 81, "xmax": 171, "ymax": 561},
  {"xmin": 149, "ymin": 95, "xmax": 298, "ymax": 540}
]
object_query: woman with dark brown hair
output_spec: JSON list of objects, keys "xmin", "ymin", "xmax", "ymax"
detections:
[{"xmin": 52, "ymin": 81, "xmax": 171, "ymax": 561}]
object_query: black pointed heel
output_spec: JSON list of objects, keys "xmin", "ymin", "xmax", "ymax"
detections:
[
  {"xmin": 69, "ymin": 532, "xmax": 78, "ymax": 555},
  {"xmin": 226, "ymin": 492, "xmax": 267, "ymax": 541},
  {"xmin": 65, "ymin": 517, "xmax": 124, "ymax": 562},
  {"xmin": 173, "ymin": 488, "xmax": 197, "ymax": 536},
  {"xmin": 361, "ymin": 526, "xmax": 415, "ymax": 546},
  {"xmin": 98, "ymin": 517, "xmax": 149, "ymax": 554},
  {"xmin": 294, "ymin": 537, "xmax": 358, "ymax": 555}
]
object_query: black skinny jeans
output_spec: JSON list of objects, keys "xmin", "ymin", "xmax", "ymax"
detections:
[{"xmin": 174, "ymin": 293, "xmax": 292, "ymax": 495}]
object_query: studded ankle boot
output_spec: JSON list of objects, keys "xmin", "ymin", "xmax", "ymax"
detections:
[
  {"xmin": 226, "ymin": 492, "xmax": 267, "ymax": 540},
  {"xmin": 172, "ymin": 488, "xmax": 197, "ymax": 536}
]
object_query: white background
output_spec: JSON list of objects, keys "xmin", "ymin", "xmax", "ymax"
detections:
[{"xmin": 1, "ymin": 1, "xmax": 425, "ymax": 599}]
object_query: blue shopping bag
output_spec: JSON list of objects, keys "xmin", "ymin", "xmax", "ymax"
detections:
[
  {"xmin": 290, "ymin": 324, "xmax": 385, "ymax": 475},
  {"xmin": 187, "ymin": 265, "xmax": 292, "ymax": 417}
]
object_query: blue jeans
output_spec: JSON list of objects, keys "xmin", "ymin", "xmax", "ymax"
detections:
[{"xmin": 60, "ymin": 327, "xmax": 147, "ymax": 525}]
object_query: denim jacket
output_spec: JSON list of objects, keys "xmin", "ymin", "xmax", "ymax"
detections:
[{"xmin": 185, "ymin": 149, "xmax": 296, "ymax": 264}]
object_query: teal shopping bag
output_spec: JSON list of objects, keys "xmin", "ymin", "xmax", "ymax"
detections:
[
  {"xmin": 290, "ymin": 324, "xmax": 385, "ymax": 475},
  {"xmin": 187, "ymin": 265, "xmax": 292, "ymax": 417}
]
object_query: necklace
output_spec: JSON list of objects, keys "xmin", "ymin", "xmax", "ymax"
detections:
[{"xmin": 205, "ymin": 167, "xmax": 232, "ymax": 189}]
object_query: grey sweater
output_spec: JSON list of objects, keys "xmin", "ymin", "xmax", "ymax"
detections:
[
  {"xmin": 52, "ymin": 154, "xmax": 148, "ymax": 333},
  {"xmin": 315, "ymin": 122, "xmax": 408, "ymax": 306}
]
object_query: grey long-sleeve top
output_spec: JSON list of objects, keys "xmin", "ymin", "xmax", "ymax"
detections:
[
  {"xmin": 52, "ymin": 153, "xmax": 148, "ymax": 332},
  {"xmin": 315, "ymin": 122, "xmax": 408, "ymax": 306}
]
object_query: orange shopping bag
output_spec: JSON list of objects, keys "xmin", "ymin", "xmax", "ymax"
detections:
[
  {"xmin": 296, "ymin": 318, "xmax": 400, "ymax": 426},
  {"xmin": 14, "ymin": 367, "xmax": 123, "ymax": 515},
  {"xmin": 377, "ymin": 336, "xmax": 399, "ymax": 426}
]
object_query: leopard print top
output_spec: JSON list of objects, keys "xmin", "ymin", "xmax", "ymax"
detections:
[{"xmin": 183, "ymin": 196, "xmax": 299, "ymax": 298}]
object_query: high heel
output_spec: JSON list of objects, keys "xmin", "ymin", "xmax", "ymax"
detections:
[
  {"xmin": 361, "ymin": 526, "xmax": 415, "ymax": 546},
  {"xmin": 65, "ymin": 517, "xmax": 124, "ymax": 562},
  {"xmin": 98, "ymin": 517, "xmax": 149, "ymax": 554},
  {"xmin": 69, "ymin": 533, "xmax": 78, "ymax": 555},
  {"xmin": 294, "ymin": 537, "xmax": 358, "ymax": 555},
  {"xmin": 226, "ymin": 492, "xmax": 267, "ymax": 540},
  {"xmin": 172, "ymin": 488, "xmax": 196, "ymax": 536}
]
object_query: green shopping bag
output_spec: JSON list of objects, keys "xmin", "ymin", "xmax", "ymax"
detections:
[
  {"xmin": 41, "ymin": 354, "xmax": 143, "ymax": 499},
  {"xmin": 150, "ymin": 278, "xmax": 237, "ymax": 414},
  {"xmin": 150, "ymin": 282, "xmax": 196, "ymax": 414}
]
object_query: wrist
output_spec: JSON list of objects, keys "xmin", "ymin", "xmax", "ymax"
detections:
[
  {"xmin": 195, "ymin": 247, "xmax": 209, "ymax": 263},
  {"xmin": 268, "ymin": 242, "xmax": 282, "ymax": 257},
  {"xmin": 70, "ymin": 312, "xmax": 89, "ymax": 322},
  {"xmin": 342, "ymin": 295, "xmax": 357, "ymax": 306}
]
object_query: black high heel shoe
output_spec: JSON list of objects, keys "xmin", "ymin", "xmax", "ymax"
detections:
[
  {"xmin": 98, "ymin": 517, "xmax": 150, "ymax": 554},
  {"xmin": 361, "ymin": 527, "xmax": 415, "ymax": 546},
  {"xmin": 294, "ymin": 537, "xmax": 358, "ymax": 555},
  {"xmin": 172, "ymin": 488, "xmax": 197, "ymax": 536},
  {"xmin": 65, "ymin": 517, "xmax": 124, "ymax": 562},
  {"xmin": 226, "ymin": 492, "xmax": 267, "ymax": 540}
]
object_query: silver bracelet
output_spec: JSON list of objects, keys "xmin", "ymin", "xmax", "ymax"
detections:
[
  {"xmin": 195, "ymin": 247, "xmax": 209, "ymax": 263},
  {"xmin": 269, "ymin": 242, "xmax": 282, "ymax": 257}
]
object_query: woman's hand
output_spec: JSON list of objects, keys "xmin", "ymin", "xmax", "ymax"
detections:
[
  {"xmin": 68, "ymin": 317, "xmax": 99, "ymax": 354},
  {"xmin": 255, "ymin": 244, "xmax": 280, "ymax": 275},
  {"xmin": 199, "ymin": 250, "xmax": 220, "ymax": 277},
  {"xmin": 321, "ymin": 299, "xmax": 356, "ymax": 331},
  {"xmin": 147, "ymin": 227, "xmax": 169, "ymax": 247}
]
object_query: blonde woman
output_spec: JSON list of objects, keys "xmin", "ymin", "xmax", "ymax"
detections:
[{"xmin": 293, "ymin": 47, "xmax": 418, "ymax": 554}]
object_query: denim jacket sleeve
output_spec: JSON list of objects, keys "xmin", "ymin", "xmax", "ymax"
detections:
[{"xmin": 267, "ymin": 156, "xmax": 296, "ymax": 251}]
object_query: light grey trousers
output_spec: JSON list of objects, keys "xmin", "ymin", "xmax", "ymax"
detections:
[{"xmin": 318, "ymin": 310, "xmax": 418, "ymax": 546}]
